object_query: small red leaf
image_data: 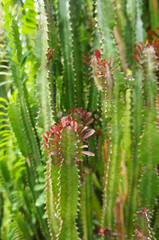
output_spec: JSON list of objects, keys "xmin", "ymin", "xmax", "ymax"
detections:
[
  {"xmin": 85, "ymin": 118, "xmax": 94, "ymax": 125},
  {"xmin": 112, "ymin": 58, "xmax": 117, "ymax": 67},
  {"xmin": 110, "ymin": 54, "xmax": 113, "ymax": 64},
  {"xmin": 148, "ymin": 30, "xmax": 159, "ymax": 39},
  {"xmin": 75, "ymin": 157, "xmax": 83, "ymax": 162},
  {"xmin": 48, "ymin": 152, "xmax": 58, "ymax": 156},
  {"xmin": 83, "ymin": 55, "xmax": 89, "ymax": 61},
  {"xmin": 53, "ymin": 132, "xmax": 60, "ymax": 139},
  {"xmin": 58, "ymin": 120, "xmax": 62, "ymax": 127},
  {"xmin": 94, "ymin": 114, "xmax": 98, "ymax": 119},
  {"xmin": 73, "ymin": 119, "xmax": 76, "ymax": 127},
  {"xmin": 84, "ymin": 112, "xmax": 92, "ymax": 121},
  {"xmin": 78, "ymin": 145, "xmax": 88, "ymax": 149},
  {"xmin": 48, "ymin": 138, "xmax": 59, "ymax": 145},
  {"xmin": 50, "ymin": 145, "xmax": 60, "ymax": 151},
  {"xmin": 94, "ymin": 49, "xmax": 101, "ymax": 62},
  {"xmin": 43, "ymin": 135, "xmax": 48, "ymax": 143},
  {"xmin": 79, "ymin": 126, "xmax": 88, "ymax": 136},
  {"xmin": 81, "ymin": 151, "xmax": 95, "ymax": 156},
  {"xmin": 113, "ymin": 67, "xmax": 120, "ymax": 75},
  {"xmin": 51, "ymin": 125, "xmax": 60, "ymax": 133},
  {"xmin": 41, "ymin": 142, "xmax": 48, "ymax": 149},
  {"xmin": 83, "ymin": 59, "xmax": 90, "ymax": 66},
  {"xmin": 45, "ymin": 131, "xmax": 49, "ymax": 137},
  {"xmin": 68, "ymin": 115, "xmax": 72, "ymax": 122},
  {"xmin": 139, "ymin": 41, "xmax": 143, "ymax": 49},
  {"xmin": 82, "ymin": 129, "xmax": 95, "ymax": 141},
  {"xmin": 130, "ymin": 54, "xmax": 140, "ymax": 64},
  {"xmin": 77, "ymin": 125, "xmax": 82, "ymax": 132},
  {"xmin": 135, "ymin": 44, "xmax": 142, "ymax": 54},
  {"xmin": 134, "ymin": 47, "xmax": 141, "ymax": 58},
  {"xmin": 83, "ymin": 129, "xmax": 95, "ymax": 139}
]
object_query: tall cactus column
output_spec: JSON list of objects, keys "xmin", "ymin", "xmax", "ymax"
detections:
[
  {"xmin": 95, "ymin": 0, "xmax": 125, "ymax": 233},
  {"xmin": 43, "ymin": 116, "xmax": 95, "ymax": 240}
]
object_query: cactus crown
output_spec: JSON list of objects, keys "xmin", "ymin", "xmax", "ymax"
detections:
[
  {"xmin": 43, "ymin": 115, "xmax": 95, "ymax": 166},
  {"xmin": 84, "ymin": 49, "xmax": 119, "ymax": 93},
  {"xmin": 131, "ymin": 29, "xmax": 159, "ymax": 74}
]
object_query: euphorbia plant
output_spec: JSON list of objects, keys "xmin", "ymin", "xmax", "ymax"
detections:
[
  {"xmin": 43, "ymin": 115, "xmax": 95, "ymax": 239},
  {"xmin": 0, "ymin": 0, "xmax": 159, "ymax": 240}
]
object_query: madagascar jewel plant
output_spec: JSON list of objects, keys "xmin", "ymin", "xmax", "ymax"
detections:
[{"xmin": 0, "ymin": 0, "xmax": 159, "ymax": 239}]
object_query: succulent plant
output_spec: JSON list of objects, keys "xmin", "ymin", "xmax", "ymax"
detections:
[{"xmin": 0, "ymin": 0, "xmax": 159, "ymax": 239}]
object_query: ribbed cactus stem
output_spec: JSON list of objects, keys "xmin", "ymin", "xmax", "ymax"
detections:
[
  {"xmin": 43, "ymin": 116, "xmax": 95, "ymax": 240},
  {"xmin": 45, "ymin": 157, "xmax": 60, "ymax": 239},
  {"xmin": 87, "ymin": 49, "xmax": 122, "ymax": 231},
  {"xmin": 96, "ymin": 0, "xmax": 118, "ymax": 60},
  {"xmin": 127, "ymin": 67, "xmax": 144, "ymax": 237},
  {"xmin": 57, "ymin": 0, "xmax": 75, "ymax": 110},
  {"xmin": 138, "ymin": 45, "xmax": 159, "ymax": 209},
  {"xmin": 35, "ymin": 1, "xmax": 53, "ymax": 130},
  {"xmin": 58, "ymin": 124, "xmax": 80, "ymax": 239},
  {"xmin": 58, "ymin": 163, "xmax": 79, "ymax": 240},
  {"xmin": 80, "ymin": 168, "xmax": 93, "ymax": 240}
]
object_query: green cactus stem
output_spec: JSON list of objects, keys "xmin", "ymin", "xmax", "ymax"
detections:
[
  {"xmin": 127, "ymin": 37, "xmax": 159, "ymax": 236},
  {"xmin": 35, "ymin": 1, "xmax": 53, "ymax": 131},
  {"xmin": 80, "ymin": 168, "xmax": 93, "ymax": 240},
  {"xmin": 138, "ymin": 44, "xmax": 159, "ymax": 208},
  {"xmin": 43, "ymin": 115, "xmax": 95, "ymax": 240},
  {"xmin": 84, "ymin": 49, "xmax": 122, "ymax": 231},
  {"xmin": 57, "ymin": 0, "xmax": 75, "ymax": 110}
]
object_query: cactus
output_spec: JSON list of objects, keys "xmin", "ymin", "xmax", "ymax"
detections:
[
  {"xmin": 1, "ymin": 0, "xmax": 159, "ymax": 239},
  {"xmin": 132, "ymin": 208, "xmax": 155, "ymax": 239},
  {"xmin": 43, "ymin": 115, "xmax": 95, "ymax": 239}
]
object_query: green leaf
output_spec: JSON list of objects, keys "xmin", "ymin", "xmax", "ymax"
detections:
[
  {"xmin": 35, "ymin": 191, "xmax": 45, "ymax": 207},
  {"xmin": 34, "ymin": 184, "xmax": 45, "ymax": 191}
]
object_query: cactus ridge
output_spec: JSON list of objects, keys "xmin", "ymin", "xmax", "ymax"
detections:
[
  {"xmin": 44, "ymin": 157, "xmax": 60, "ymax": 239},
  {"xmin": 35, "ymin": 1, "xmax": 53, "ymax": 131},
  {"xmin": 84, "ymin": 48, "xmax": 122, "ymax": 231},
  {"xmin": 126, "ymin": 67, "xmax": 144, "ymax": 235}
]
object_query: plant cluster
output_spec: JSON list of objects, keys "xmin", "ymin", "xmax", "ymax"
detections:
[{"xmin": 0, "ymin": 0, "xmax": 159, "ymax": 239}]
